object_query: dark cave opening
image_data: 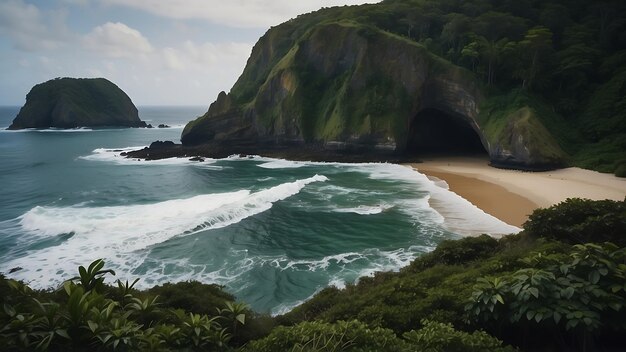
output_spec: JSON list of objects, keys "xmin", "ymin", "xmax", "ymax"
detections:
[{"xmin": 405, "ymin": 108, "xmax": 487, "ymax": 155}]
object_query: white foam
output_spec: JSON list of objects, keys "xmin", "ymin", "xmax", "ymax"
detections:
[
  {"xmin": 1, "ymin": 126, "xmax": 183, "ymax": 133},
  {"xmin": 266, "ymin": 244, "xmax": 434, "ymax": 315},
  {"xmin": 79, "ymin": 147, "xmax": 220, "ymax": 168},
  {"xmin": 1, "ymin": 127, "xmax": 97, "ymax": 133},
  {"xmin": 257, "ymin": 159, "xmax": 306, "ymax": 169},
  {"xmin": 333, "ymin": 204, "xmax": 393, "ymax": 215},
  {"xmin": 81, "ymin": 152, "xmax": 520, "ymax": 235},
  {"xmin": 227, "ymin": 157, "xmax": 519, "ymax": 235},
  {"xmin": 1, "ymin": 175, "xmax": 328, "ymax": 288},
  {"xmin": 417, "ymin": 172, "xmax": 520, "ymax": 235},
  {"xmin": 350, "ymin": 163, "xmax": 521, "ymax": 235}
]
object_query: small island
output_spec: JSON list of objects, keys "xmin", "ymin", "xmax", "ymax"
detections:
[{"xmin": 8, "ymin": 77, "xmax": 148, "ymax": 130}]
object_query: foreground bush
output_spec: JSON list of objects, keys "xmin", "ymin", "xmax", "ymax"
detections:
[
  {"xmin": 524, "ymin": 198, "xmax": 626, "ymax": 246},
  {"xmin": 403, "ymin": 319, "xmax": 515, "ymax": 352},
  {"xmin": 244, "ymin": 320, "xmax": 406, "ymax": 352},
  {"xmin": 0, "ymin": 260, "xmax": 244, "ymax": 351},
  {"xmin": 467, "ymin": 242, "xmax": 626, "ymax": 351},
  {"xmin": 244, "ymin": 319, "xmax": 512, "ymax": 352}
]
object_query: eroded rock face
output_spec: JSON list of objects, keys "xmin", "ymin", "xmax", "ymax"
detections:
[
  {"xmin": 181, "ymin": 22, "xmax": 566, "ymax": 169},
  {"xmin": 8, "ymin": 78, "xmax": 146, "ymax": 129}
]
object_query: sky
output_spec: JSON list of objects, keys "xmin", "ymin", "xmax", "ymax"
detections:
[{"xmin": 0, "ymin": 0, "xmax": 379, "ymax": 106}]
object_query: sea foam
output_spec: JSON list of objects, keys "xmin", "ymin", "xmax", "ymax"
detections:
[
  {"xmin": 1, "ymin": 175, "xmax": 328, "ymax": 288},
  {"xmin": 79, "ymin": 147, "xmax": 220, "ymax": 168}
]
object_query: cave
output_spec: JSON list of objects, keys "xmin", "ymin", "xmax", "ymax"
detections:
[{"xmin": 405, "ymin": 108, "xmax": 487, "ymax": 156}]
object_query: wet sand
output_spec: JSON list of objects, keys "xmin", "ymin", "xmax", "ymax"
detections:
[{"xmin": 405, "ymin": 157, "xmax": 626, "ymax": 227}]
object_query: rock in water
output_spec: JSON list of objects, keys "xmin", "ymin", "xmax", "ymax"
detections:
[{"xmin": 8, "ymin": 77, "xmax": 147, "ymax": 129}]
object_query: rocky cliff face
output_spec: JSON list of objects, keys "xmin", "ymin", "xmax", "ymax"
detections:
[
  {"xmin": 9, "ymin": 78, "xmax": 146, "ymax": 129},
  {"xmin": 182, "ymin": 21, "xmax": 566, "ymax": 169}
]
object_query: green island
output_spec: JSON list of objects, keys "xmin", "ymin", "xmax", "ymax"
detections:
[
  {"xmin": 8, "ymin": 78, "xmax": 148, "ymax": 130},
  {"xmin": 2, "ymin": 198, "xmax": 625, "ymax": 351},
  {"xmin": 177, "ymin": 0, "xmax": 626, "ymax": 175}
]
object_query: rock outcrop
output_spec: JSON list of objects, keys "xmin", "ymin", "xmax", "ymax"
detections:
[
  {"xmin": 181, "ymin": 20, "xmax": 566, "ymax": 169},
  {"xmin": 8, "ymin": 78, "xmax": 146, "ymax": 129}
]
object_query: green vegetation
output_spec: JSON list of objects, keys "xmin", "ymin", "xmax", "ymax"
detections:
[
  {"xmin": 189, "ymin": 0, "xmax": 626, "ymax": 174},
  {"xmin": 9, "ymin": 77, "xmax": 145, "ymax": 129},
  {"xmin": 2, "ymin": 198, "xmax": 625, "ymax": 351}
]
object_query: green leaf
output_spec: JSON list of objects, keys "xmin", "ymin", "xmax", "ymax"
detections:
[
  {"xmin": 56, "ymin": 329, "xmax": 70, "ymax": 339},
  {"xmin": 3, "ymin": 303, "xmax": 16, "ymax": 317},
  {"xmin": 495, "ymin": 294, "xmax": 504, "ymax": 304},
  {"xmin": 562, "ymin": 287, "xmax": 575, "ymax": 299},
  {"xmin": 590, "ymin": 271, "xmax": 600, "ymax": 284},
  {"xmin": 529, "ymin": 287, "xmax": 539, "ymax": 298},
  {"xmin": 79, "ymin": 266, "xmax": 88, "ymax": 281},
  {"xmin": 574, "ymin": 311, "xmax": 584, "ymax": 319},
  {"xmin": 553, "ymin": 311, "xmax": 562, "ymax": 324}
]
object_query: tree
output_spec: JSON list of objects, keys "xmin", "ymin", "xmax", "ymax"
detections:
[
  {"xmin": 441, "ymin": 13, "xmax": 471, "ymax": 61},
  {"xmin": 462, "ymin": 35, "xmax": 515, "ymax": 85},
  {"xmin": 515, "ymin": 26, "xmax": 554, "ymax": 90}
]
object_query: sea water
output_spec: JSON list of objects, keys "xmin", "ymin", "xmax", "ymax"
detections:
[{"xmin": 0, "ymin": 106, "xmax": 519, "ymax": 315}]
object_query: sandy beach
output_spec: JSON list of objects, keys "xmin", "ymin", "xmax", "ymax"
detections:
[{"xmin": 405, "ymin": 156, "xmax": 626, "ymax": 227}]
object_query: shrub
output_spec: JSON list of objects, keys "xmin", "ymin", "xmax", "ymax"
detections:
[
  {"xmin": 467, "ymin": 243, "xmax": 626, "ymax": 351},
  {"xmin": 403, "ymin": 319, "xmax": 515, "ymax": 352},
  {"xmin": 243, "ymin": 320, "xmax": 407, "ymax": 352},
  {"xmin": 407, "ymin": 234, "xmax": 499, "ymax": 271},
  {"xmin": 0, "ymin": 260, "xmax": 243, "ymax": 351},
  {"xmin": 524, "ymin": 198, "xmax": 626, "ymax": 246}
]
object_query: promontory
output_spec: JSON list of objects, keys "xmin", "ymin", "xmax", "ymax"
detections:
[
  {"xmin": 8, "ymin": 78, "xmax": 147, "ymax": 129},
  {"xmin": 129, "ymin": 2, "xmax": 625, "ymax": 175}
]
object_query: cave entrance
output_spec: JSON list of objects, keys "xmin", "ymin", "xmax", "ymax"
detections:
[{"xmin": 405, "ymin": 108, "xmax": 487, "ymax": 156}]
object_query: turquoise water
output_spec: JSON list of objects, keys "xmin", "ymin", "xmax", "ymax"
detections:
[{"xmin": 0, "ymin": 106, "xmax": 518, "ymax": 314}]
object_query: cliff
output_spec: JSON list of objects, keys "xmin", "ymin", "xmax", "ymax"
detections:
[
  {"xmin": 180, "ymin": 20, "xmax": 567, "ymax": 170},
  {"xmin": 8, "ymin": 78, "xmax": 146, "ymax": 129}
]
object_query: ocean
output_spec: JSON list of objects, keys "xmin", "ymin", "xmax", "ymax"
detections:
[{"xmin": 0, "ymin": 106, "xmax": 518, "ymax": 315}]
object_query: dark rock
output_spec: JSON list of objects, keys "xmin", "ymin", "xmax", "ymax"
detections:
[
  {"xmin": 189, "ymin": 156, "xmax": 205, "ymax": 162},
  {"xmin": 9, "ymin": 267, "xmax": 23, "ymax": 274},
  {"xmin": 8, "ymin": 77, "xmax": 147, "ymax": 130},
  {"xmin": 149, "ymin": 140, "xmax": 176, "ymax": 149},
  {"xmin": 158, "ymin": 124, "xmax": 170, "ymax": 128}
]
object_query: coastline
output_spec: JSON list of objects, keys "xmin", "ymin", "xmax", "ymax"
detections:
[{"xmin": 405, "ymin": 156, "xmax": 626, "ymax": 227}]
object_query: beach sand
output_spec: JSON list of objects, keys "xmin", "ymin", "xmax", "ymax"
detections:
[{"xmin": 405, "ymin": 156, "xmax": 626, "ymax": 227}]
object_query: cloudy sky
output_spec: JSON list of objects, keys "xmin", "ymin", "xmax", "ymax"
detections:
[{"xmin": 0, "ymin": 0, "xmax": 378, "ymax": 106}]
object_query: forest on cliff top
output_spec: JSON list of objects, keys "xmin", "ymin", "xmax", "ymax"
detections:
[{"xmin": 227, "ymin": 0, "xmax": 625, "ymax": 175}]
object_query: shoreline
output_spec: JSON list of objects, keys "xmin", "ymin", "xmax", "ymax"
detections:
[
  {"xmin": 124, "ymin": 142, "xmax": 624, "ymax": 229},
  {"xmin": 405, "ymin": 157, "xmax": 626, "ymax": 228}
]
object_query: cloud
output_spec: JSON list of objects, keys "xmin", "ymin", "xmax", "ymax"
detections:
[
  {"xmin": 62, "ymin": 0, "xmax": 90, "ymax": 5},
  {"xmin": 100, "ymin": 0, "xmax": 380, "ymax": 28},
  {"xmin": 83, "ymin": 22, "xmax": 153, "ymax": 58},
  {"xmin": 0, "ymin": 0, "xmax": 73, "ymax": 51},
  {"xmin": 159, "ymin": 40, "xmax": 252, "ymax": 75}
]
